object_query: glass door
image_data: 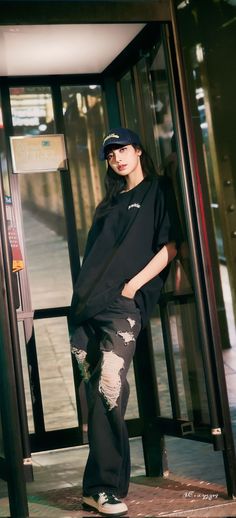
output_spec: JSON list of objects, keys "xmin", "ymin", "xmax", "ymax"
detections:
[
  {"xmin": 118, "ymin": 35, "xmax": 210, "ymax": 431},
  {"xmin": 3, "ymin": 83, "xmax": 109, "ymax": 451},
  {"xmin": 116, "ymin": 25, "xmax": 236, "ymax": 495},
  {"xmin": 1, "ymin": 79, "xmax": 140, "ymax": 455},
  {"xmin": 0, "ymin": 21, "xmax": 235, "ymax": 496},
  {"xmin": 8, "ymin": 86, "xmax": 78, "ymax": 450}
]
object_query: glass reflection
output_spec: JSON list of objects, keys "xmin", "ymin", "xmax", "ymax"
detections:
[
  {"xmin": 9, "ymin": 86, "xmax": 73, "ymax": 309},
  {"xmin": 119, "ymin": 70, "xmax": 140, "ymax": 134},
  {"xmin": 174, "ymin": 0, "xmax": 236, "ymax": 347},
  {"xmin": 18, "ymin": 321, "xmax": 34, "ymax": 433},
  {"xmin": 61, "ymin": 85, "xmax": 106, "ymax": 256},
  {"xmin": 169, "ymin": 301, "xmax": 209, "ymax": 424},
  {"xmin": 10, "ymin": 86, "xmax": 54, "ymax": 136},
  {"xmin": 134, "ymin": 43, "xmax": 176, "ymax": 171},
  {"xmin": 151, "ymin": 311, "xmax": 172, "ymax": 417},
  {"xmin": 125, "ymin": 365, "xmax": 139, "ymax": 419},
  {"xmin": 35, "ymin": 317, "xmax": 78, "ymax": 431},
  {"xmin": 118, "ymin": 34, "xmax": 210, "ymax": 428},
  {"xmin": 19, "ymin": 171, "xmax": 72, "ymax": 309}
]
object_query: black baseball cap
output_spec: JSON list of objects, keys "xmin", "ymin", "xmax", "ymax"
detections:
[{"xmin": 99, "ymin": 127, "xmax": 141, "ymax": 160}]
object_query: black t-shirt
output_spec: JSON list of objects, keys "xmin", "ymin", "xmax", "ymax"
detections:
[{"xmin": 70, "ymin": 176, "xmax": 182, "ymax": 328}]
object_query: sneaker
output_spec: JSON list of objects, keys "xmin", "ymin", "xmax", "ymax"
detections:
[{"xmin": 83, "ymin": 491, "xmax": 128, "ymax": 516}]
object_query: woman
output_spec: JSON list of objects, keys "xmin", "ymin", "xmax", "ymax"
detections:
[{"xmin": 70, "ymin": 128, "xmax": 181, "ymax": 516}]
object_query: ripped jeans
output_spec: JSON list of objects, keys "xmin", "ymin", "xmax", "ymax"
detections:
[{"xmin": 70, "ymin": 294, "xmax": 141, "ymax": 498}]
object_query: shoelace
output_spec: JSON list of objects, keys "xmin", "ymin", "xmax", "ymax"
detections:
[
  {"xmin": 99, "ymin": 492, "xmax": 119, "ymax": 503},
  {"xmin": 99, "ymin": 492, "xmax": 108, "ymax": 502}
]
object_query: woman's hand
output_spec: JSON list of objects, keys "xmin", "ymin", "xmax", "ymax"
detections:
[{"xmin": 121, "ymin": 282, "xmax": 136, "ymax": 299}]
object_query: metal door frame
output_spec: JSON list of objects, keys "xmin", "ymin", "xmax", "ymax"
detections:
[
  {"xmin": 168, "ymin": 2, "xmax": 236, "ymax": 495},
  {"xmin": 0, "ymin": 166, "xmax": 29, "ymax": 517}
]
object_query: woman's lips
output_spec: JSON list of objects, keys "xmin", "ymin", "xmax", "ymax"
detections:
[{"xmin": 118, "ymin": 164, "xmax": 127, "ymax": 171}]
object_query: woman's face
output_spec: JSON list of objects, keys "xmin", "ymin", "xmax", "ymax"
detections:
[{"xmin": 106, "ymin": 145, "xmax": 142, "ymax": 178}]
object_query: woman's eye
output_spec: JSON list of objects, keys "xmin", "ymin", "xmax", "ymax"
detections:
[{"xmin": 120, "ymin": 147, "xmax": 127, "ymax": 153}]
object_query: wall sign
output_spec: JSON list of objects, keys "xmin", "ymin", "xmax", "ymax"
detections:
[{"xmin": 10, "ymin": 134, "xmax": 67, "ymax": 174}]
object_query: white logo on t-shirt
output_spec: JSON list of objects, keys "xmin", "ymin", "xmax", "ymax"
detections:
[{"xmin": 128, "ymin": 203, "xmax": 141, "ymax": 210}]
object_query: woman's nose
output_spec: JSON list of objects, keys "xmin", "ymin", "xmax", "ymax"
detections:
[{"xmin": 114, "ymin": 153, "xmax": 121, "ymax": 162}]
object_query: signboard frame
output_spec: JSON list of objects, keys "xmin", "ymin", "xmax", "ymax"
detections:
[{"xmin": 10, "ymin": 134, "xmax": 67, "ymax": 174}]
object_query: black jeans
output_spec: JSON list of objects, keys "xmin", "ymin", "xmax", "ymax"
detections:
[{"xmin": 70, "ymin": 294, "xmax": 141, "ymax": 498}]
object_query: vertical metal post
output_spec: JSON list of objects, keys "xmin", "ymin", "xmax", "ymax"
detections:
[
  {"xmin": 51, "ymin": 82, "xmax": 81, "ymax": 286},
  {"xmin": 10, "ymin": 174, "xmax": 46, "ymax": 438},
  {"xmin": 0, "ymin": 168, "xmax": 29, "ymax": 517},
  {"xmin": 1, "ymin": 83, "xmax": 33, "ymax": 480}
]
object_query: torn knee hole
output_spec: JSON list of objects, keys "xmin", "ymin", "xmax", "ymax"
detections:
[{"xmin": 99, "ymin": 351, "xmax": 124, "ymax": 411}]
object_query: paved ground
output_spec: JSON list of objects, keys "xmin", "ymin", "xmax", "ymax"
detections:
[
  {"xmin": 1, "ymin": 207, "xmax": 236, "ymax": 517},
  {"xmin": 1, "ymin": 467, "xmax": 236, "ymax": 517}
]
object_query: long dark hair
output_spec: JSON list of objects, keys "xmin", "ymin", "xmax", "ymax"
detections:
[{"xmin": 97, "ymin": 144, "xmax": 158, "ymax": 215}]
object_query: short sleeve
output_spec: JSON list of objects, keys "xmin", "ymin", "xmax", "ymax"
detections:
[{"xmin": 153, "ymin": 176, "xmax": 183, "ymax": 252}]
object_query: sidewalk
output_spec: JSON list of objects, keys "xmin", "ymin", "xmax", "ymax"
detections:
[
  {"xmin": 1, "ymin": 445, "xmax": 236, "ymax": 517},
  {"xmin": 1, "ymin": 436, "xmax": 236, "ymax": 518},
  {"xmin": 1, "ymin": 481, "xmax": 236, "ymax": 517},
  {"xmin": 1, "ymin": 429, "xmax": 236, "ymax": 517}
]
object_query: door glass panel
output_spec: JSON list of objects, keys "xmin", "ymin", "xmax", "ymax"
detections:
[
  {"xmin": 10, "ymin": 86, "xmax": 54, "ymax": 136},
  {"xmin": 18, "ymin": 171, "xmax": 72, "ymax": 309},
  {"xmin": 119, "ymin": 70, "xmax": 140, "ymax": 134},
  {"xmin": 9, "ymin": 86, "xmax": 73, "ymax": 309},
  {"xmin": 35, "ymin": 317, "xmax": 77, "ymax": 431},
  {"xmin": 126, "ymin": 365, "xmax": 139, "ymax": 419},
  {"xmin": 167, "ymin": 301, "xmax": 209, "ymax": 422},
  {"xmin": 18, "ymin": 321, "xmax": 34, "ymax": 433},
  {"xmin": 136, "ymin": 56, "xmax": 163, "ymax": 168},
  {"xmin": 118, "ymin": 39, "xmax": 210, "ymax": 429},
  {"xmin": 147, "ymin": 42, "xmax": 209, "ymax": 425},
  {"xmin": 175, "ymin": 0, "xmax": 236, "ymax": 348},
  {"xmin": 151, "ymin": 310, "xmax": 172, "ymax": 417},
  {"xmin": 61, "ymin": 85, "xmax": 106, "ymax": 257},
  {"xmin": 170, "ymin": 303, "xmax": 194, "ymax": 420}
]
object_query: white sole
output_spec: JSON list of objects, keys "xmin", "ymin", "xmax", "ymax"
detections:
[{"xmin": 83, "ymin": 495, "xmax": 128, "ymax": 516}]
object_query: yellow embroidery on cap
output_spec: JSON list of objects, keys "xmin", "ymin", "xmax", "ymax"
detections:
[{"xmin": 103, "ymin": 133, "xmax": 120, "ymax": 144}]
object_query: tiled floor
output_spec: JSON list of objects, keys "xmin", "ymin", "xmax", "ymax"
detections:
[
  {"xmin": 1, "ymin": 208, "xmax": 236, "ymax": 517},
  {"xmin": 1, "ymin": 469, "xmax": 236, "ymax": 517}
]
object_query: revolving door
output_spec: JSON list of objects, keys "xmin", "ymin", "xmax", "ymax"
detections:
[{"xmin": 0, "ymin": 7, "xmax": 235, "ymax": 518}]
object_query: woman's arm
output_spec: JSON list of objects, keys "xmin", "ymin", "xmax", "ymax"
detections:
[{"xmin": 121, "ymin": 241, "xmax": 177, "ymax": 299}]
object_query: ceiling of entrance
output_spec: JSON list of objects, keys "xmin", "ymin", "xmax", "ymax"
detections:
[{"xmin": 0, "ymin": 24, "xmax": 145, "ymax": 76}]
